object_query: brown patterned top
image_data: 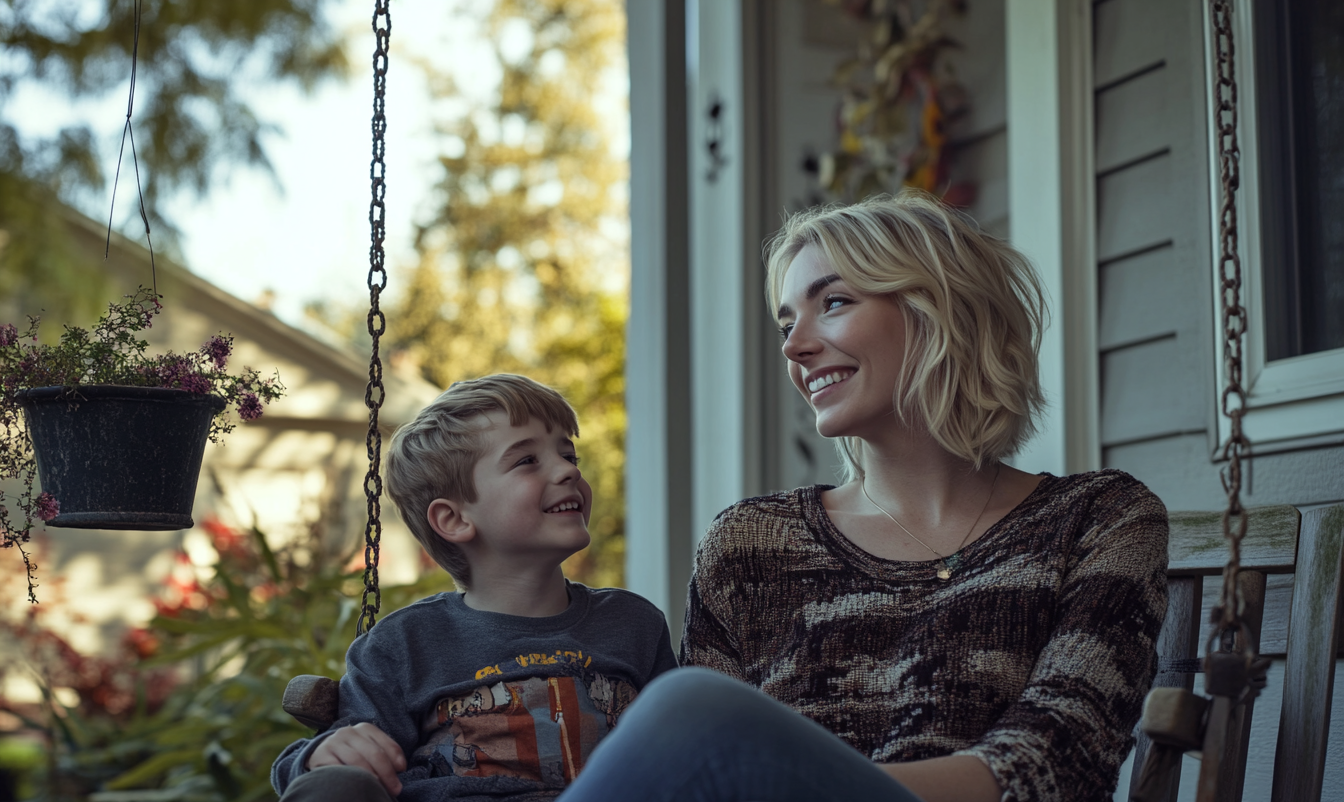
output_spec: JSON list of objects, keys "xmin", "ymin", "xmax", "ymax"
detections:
[{"xmin": 681, "ymin": 470, "xmax": 1169, "ymax": 802}]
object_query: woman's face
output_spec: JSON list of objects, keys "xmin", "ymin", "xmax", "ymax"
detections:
[{"xmin": 777, "ymin": 244, "xmax": 909, "ymax": 440}]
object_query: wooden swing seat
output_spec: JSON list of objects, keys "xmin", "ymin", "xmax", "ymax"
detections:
[
  {"xmin": 1133, "ymin": 504, "xmax": 1344, "ymax": 802},
  {"xmin": 282, "ymin": 505, "xmax": 1344, "ymax": 802}
]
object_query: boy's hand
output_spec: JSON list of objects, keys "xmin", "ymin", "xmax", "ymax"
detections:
[{"xmin": 307, "ymin": 722, "xmax": 407, "ymax": 796}]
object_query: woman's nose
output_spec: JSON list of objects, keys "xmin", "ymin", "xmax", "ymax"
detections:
[{"xmin": 781, "ymin": 319, "xmax": 818, "ymax": 363}]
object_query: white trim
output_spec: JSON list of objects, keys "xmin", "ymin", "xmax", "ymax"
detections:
[
  {"xmin": 1203, "ymin": 0, "xmax": 1344, "ymax": 452},
  {"xmin": 624, "ymin": 0, "xmax": 693, "ymax": 624},
  {"xmin": 1005, "ymin": 0, "xmax": 1100, "ymax": 476},
  {"xmin": 688, "ymin": 0, "xmax": 748, "ymax": 545}
]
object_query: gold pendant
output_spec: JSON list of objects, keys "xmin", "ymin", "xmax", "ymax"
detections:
[{"xmin": 935, "ymin": 561, "xmax": 951, "ymax": 581}]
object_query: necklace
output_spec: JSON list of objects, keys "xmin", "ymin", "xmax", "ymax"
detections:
[{"xmin": 859, "ymin": 465, "xmax": 1001, "ymax": 581}]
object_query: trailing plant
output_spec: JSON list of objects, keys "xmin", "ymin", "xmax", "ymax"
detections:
[
  {"xmin": 815, "ymin": 0, "xmax": 975, "ymax": 205},
  {"xmin": 0, "ymin": 516, "xmax": 450, "ymax": 801},
  {"xmin": 0, "ymin": 288, "xmax": 285, "ymax": 601}
]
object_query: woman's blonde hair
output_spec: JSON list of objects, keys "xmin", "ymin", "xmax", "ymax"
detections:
[{"xmin": 764, "ymin": 190, "xmax": 1046, "ymax": 479}]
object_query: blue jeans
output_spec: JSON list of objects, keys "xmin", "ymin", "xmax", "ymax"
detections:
[{"xmin": 558, "ymin": 667, "xmax": 922, "ymax": 802}]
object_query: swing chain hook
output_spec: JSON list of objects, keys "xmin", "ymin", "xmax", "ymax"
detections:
[{"xmin": 358, "ymin": 0, "xmax": 392, "ymax": 636}]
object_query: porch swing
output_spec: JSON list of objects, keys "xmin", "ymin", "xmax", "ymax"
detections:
[{"xmin": 281, "ymin": 1, "xmax": 1344, "ymax": 799}]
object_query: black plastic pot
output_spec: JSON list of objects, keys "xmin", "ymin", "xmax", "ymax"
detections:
[{"xmin": 16, "ymin": 385, "xmax": 226, "ymax": 530}]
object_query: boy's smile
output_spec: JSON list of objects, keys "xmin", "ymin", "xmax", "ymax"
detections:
[{"xmin": 456, "ymin": 411, "xmax": 592, "ymax": 560}]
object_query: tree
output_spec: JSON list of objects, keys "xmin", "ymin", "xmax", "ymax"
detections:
[
  {"xmin": 0, "ymin": 0, "xmax": 347, "ymax": 322},
  {"xmin": 389, "ymin": 0, "xmax": 629, "ymax": 587}
]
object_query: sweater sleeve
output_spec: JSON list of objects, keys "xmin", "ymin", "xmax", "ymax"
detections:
[
  {"xmin": 680, "ymin": 511, "xmax": 750, "ymax": 682},
  {"xmin": 270, "ymin": 628, "xmax": 418, "ymax": 794},
  {"xmin": 955, "ymin": 478, "xmax": 1170, "ymax": 802}
]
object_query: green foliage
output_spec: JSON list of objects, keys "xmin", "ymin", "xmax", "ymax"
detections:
[
  {"xmin": 0, "ymin": 0, "xmax": 348, "ymax": 316},
  {"xmin": 390, "ymin": 0, "xmax": 630, "ymax": 587},
  {"xmin": 0, "ymin": 518, "xmax": 451, "ymax": 801}
]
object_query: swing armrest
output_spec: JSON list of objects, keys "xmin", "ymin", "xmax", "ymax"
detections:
[{"xmin": 283, "ymin": 674, "xmax": 341, "ymax": 730}]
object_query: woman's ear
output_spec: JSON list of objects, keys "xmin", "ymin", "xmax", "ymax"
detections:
[{"xmin": 427, "ymin": 498, "xmax": 474, "ymax": 545}]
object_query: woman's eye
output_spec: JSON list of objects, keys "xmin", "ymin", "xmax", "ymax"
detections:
[
  {"xmin": 777, "ymin": 323, "xmax": 794, "ymax": 342},
  {"xmin": 823, "ymin": 295, "xmax": 849, "ymax": 312}
]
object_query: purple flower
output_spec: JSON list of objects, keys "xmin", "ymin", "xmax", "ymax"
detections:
[
  {"xmin": 179, "ymin": 374, "xmax": 211, "ymax": 395},
  {"xmin": 238, "ymin": 392, "xmax": 264, "ymax": 421},
  {"xmin": 35, "ymin": 492, "xmax": 60, "ymax": 522},
  {"xmin": 201, "ymin": 335, "xmax": 232, "ymax": 369},
  {"xmin": 0, "ymin": 324, "xmax": 16, "ymax": 347}
]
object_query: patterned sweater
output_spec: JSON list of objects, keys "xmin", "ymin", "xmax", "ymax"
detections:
[{"xmin": 681, "ymin": 469, "xmax": 1169, "ymax": 802}]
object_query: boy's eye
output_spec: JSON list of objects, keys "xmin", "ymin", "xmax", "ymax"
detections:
[
  {"xmin": 514, "ymin": 455, "xmax": 538, "ymax": 467},
  {"xmin": 565, "ymin": 454, "xmax": 581, "ymax": 467}
]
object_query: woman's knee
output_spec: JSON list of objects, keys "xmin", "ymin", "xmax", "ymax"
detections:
[
  {"xmin": 280, "ymin": 765, "xmax": 394, "ymax": 802},
  {"xmin": 623, "ymin": 667, "xmax": 792, "ymax": 739}
]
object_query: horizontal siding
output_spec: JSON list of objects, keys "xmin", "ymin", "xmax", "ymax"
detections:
[
  {"xmin": 1095, "ymin": 63, "xmax": 1175, "ymax": 173},
  {"xmin": 1100, "ymin": 336, "xmax": 1207, "ymax": 445},
  {"xmin": 1096, "ymin": 151, "xmax": 1182, "ymax": 262},
  {"xmin": 1105, "ymin": 432, "xmax": 1344, "ymax": 511},
  {"xmin": 943, "ymin": 0, "xmax": 1006, "ymax": 142},
  {"xmin": 1099, "ymin": 244, "xmax": 1194, "ymax": 350},
  {"xmin": 952, "ymin": 128, "xmax": 1008, "ymax": 234},
  {"xmin": 1094, "ymin": 0, "xmax": 1174, "ymax": 88}
]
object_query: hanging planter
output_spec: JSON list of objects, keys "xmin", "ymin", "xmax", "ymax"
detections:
[
  {"xmin": 16, "ymin": 386, "xmax": 226, "ymax": 530},
  {"xmin": 1, "ymin": 288, "xmax": 285, "ymax": 601}
]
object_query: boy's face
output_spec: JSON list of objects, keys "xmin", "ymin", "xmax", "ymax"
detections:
[{"xmin": 457, "ymin": 410, "xmax": 592, "ymax": 560}]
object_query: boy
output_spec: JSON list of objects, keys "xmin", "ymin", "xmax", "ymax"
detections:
[{"xmin": 271, "ymin": 374, "xmax": 678, "ymax": 802}]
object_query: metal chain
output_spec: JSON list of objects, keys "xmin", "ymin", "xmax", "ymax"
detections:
[
  {"xmin": 1210, "ymin": 0, "xmax": 1251, "ymax": 639},
  {"xmin": 358, "ymin": 0, "xmax": 391, "ymax": 636}
]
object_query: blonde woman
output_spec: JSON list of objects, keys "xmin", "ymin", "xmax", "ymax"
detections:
[{"xmin": 560, "ymin": 192, "xmax": 1167, "ymax": 802}]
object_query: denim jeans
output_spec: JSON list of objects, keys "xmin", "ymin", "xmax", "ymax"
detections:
[
  {"xmin": 557, "ymin": 667, "xmax": 922, "ymax": 802},
  {"xmin": 281, "ymin": 668, "xmax": 921, "ymax": 802},
  {"xmin": 278, "ymin": 764, "xmax": 396, "ymax": 802}
]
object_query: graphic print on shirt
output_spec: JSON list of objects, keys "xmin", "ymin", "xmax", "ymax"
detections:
[{"xmin": 417, "ymin": 673, "xmax": 638, "ymax": 784}]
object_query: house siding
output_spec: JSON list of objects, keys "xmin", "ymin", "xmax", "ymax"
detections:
[{"xmin": 1093, "ymin": 0, "xmax": 1344, "ymax": 798}]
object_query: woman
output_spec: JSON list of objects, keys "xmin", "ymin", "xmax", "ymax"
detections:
[{"xmin": 564, "ymin": 192, "xmax": 1168, "ymax": 802}]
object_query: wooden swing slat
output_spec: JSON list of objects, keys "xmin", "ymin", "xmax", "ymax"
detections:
[{"xmin": 1271, "ymin": 504, "xmax": 1344, "ymax": 802}]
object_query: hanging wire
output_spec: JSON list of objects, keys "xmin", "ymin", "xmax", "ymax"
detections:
[
  {"xmin": 358, "ymin": 0, "xmax": 392, "ymax": 636},
  {"xmin": 105, "ymin": 0, "xmax": 157, "ymax": 296},
  {"xmin": 1209, "ymin": 0, "xmax": 1251, "ymax": 639}
]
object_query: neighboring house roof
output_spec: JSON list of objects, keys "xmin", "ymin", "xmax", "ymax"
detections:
[{"xmin": 56, "ymin": 205, "xmax": 442, "ymax": 430}]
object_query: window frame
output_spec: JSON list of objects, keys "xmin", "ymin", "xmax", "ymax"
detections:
[{"xmin": 1204, "ymin": 0, "xmax": 1344, "ymax": 453}]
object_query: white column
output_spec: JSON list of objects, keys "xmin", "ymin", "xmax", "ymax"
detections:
[
  {"xmin": 688, "ymin": 0, "xmax": 748, "ymax": 545},
  {"xmin": 1005, "ymin": 0, "xmax": 1099, "ymax": 476},
  {"xmin": 625, "ymin": 0, "xmax": 694, "ymax": 633}
]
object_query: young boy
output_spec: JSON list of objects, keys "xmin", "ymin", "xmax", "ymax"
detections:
[{"xmin": 271, "ymin": 374, "xmax": 678, "ymax": 802}]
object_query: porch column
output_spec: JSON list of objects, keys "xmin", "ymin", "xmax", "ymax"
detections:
[
  {"xmin": 1005, "ymin": 0, "xmax": 1100, "ymax": 475},
  {"xmin": 625, "ymin": 0, "xmax": 694, "ymax": 635}
]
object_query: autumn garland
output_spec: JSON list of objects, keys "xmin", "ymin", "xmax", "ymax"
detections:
[{"xmin": 816, "ymin": 0, "xmax": 975, "ymax": 206}]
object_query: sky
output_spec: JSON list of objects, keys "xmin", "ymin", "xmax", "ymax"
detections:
[{"xmin": 11, "ymin": 0, "xmax": 619, "ymax": 333}]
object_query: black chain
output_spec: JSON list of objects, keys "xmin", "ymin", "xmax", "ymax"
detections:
[
  {"xmin": 358, "ymin": 0, "xmax": 391, "ymax": 636},
  {"xmin": 1210, "ymin": 0, "xmax": 1250, "ymax": 640}
]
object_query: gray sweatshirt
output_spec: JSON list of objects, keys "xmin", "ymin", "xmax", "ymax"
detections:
[{"xmin": 272, "ymin": 582, "xmax": 678, "ymax": 801}]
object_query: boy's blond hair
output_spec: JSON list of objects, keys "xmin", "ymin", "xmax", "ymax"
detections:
[
  {"xmin": 386, "ymin": 374, "xmax": 580, "ymax": 588},
  {"xmin": 765, "ymin": 190, "xmax": 1047, "ymax": 478}
]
